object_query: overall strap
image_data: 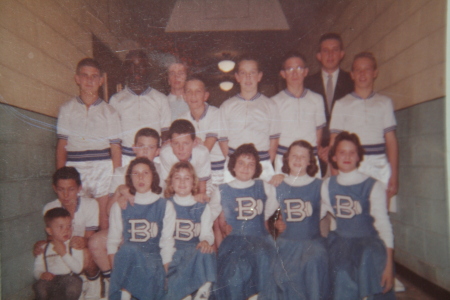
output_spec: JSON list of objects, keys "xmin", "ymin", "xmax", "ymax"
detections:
[
  {"xmin": 69, "ymin": 246, "xmax": 74, "ymax": 275},
  {"xmin": 43, "ymin": 242, "xmax": 51, "ymax": 273}
]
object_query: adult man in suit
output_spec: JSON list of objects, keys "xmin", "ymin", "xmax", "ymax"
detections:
[{"xmin": 304, "ymin": 33, "xmax": 354, "ymax": 176}]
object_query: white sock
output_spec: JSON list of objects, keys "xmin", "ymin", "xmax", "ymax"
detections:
[
  {"xmin": 194, "ymin": 282, "xmax": 211, "ymax": 300},
  {"xmin": 121, "ymin": 289, "xmax": 131, "ymax": 300},
  {"xmin": 248, "ymin": 294, "xmax": 258, "ymax": 300},
  {"xmin": 181, "ymin": 295, "xmax": 192, "ymax": 300}
]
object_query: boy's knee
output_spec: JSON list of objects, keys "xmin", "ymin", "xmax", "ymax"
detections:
[
  {"xmin": 64, "ymin": 275, "xmax": 83, "ymax": 300},
  {"xmin": 33, "ymin": 280, "xmax": 50, "ymax": 300},
  {"xmin": 88, "ymin": 235, "xmax": 99, "ymax": 252},
  {"xmin": 88, "ymin": 230, "xmax": 107, "ymax": 252}
]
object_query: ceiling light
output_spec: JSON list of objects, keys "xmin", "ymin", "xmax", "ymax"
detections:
[
  {"xmin": 220, "ymin": 81, "xmax": 234, "ymax": 91},
  {"xmin": 218, "ymin": 60, "xmax": 235, "ymax": 73}
]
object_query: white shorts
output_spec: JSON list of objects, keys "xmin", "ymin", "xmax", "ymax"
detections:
[
  {"xmin": 67, "ymin": 160, "xmax": 113, "ymax": 198},
  {"xmin": 223, "ymin": 158, "xmax": 275, "ymax": 183},
  {"xmin": 358, "ymin": 154, "xmax": 396, "ymax": 212},
  {"xmin": 211, "ymin": 168, "xmax": 225, "ymax": 186},
  {"xmin": 274, "ymin": 154, "xmax": 322, "ymax": 178}
]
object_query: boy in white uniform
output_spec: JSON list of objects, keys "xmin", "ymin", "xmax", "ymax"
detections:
[
  {"xmin": 167, "ymin": 59, "xmax": 190, "ymax": 121},
  {"xmin": 56, "ymin": 58, "xmax": 121, "ymax": 231},
  {"xmin": 329, "ymin": 52, "xmax": 399, "ymax": 211},
  {"xmin": 34, "ymin": 208, "xmax": 84, "ymax": 300},
  {"xmin": 34, "ymin": 167, "xmax": 101, "ymax": 299},
  {"xmin": 219, "ymin": 56, "xmax": 280, "ymax": 182},
  {"xmin": 109, "ymin": 50, "xmax": 171, "ymax": 164},
  {"xmin": 271, "ymin": 51, "xmax": 326, "ymax": 176},
  {"xmin": 159, "ymin": 119, "xmax": 211, "ymax": 197},
  {"xmin": 178, "ymin": 77, "xmax": 226, "ymax": 187}
]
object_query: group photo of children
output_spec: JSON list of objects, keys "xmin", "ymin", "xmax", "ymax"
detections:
[{"xmin": 33, "ymin": 32, "xmax": 399, "ymax": 300}]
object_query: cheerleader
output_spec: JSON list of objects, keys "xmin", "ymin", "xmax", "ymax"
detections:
[
  {"xmin": 165, "ymin": 161, "xmax": 216, "ymax": 300},
  {"xmin": 322, "ymin": 132, "xmax": 395, "ymax": 299},
  {"xmin": 274, "ymin": 140, "xmax": 329, "ymax": 299},
  {"xmin": 213, "ymin": 143, "xmax": 279, "ymax": 300},
  {"xmin": 107, "ymin": 157, "xmax": 175, "ymax": 300}
]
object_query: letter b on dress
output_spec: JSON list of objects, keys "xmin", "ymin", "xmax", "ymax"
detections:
[{"xmin": 128, "ymin": 219, "xmax": 158, "ymax": 242}]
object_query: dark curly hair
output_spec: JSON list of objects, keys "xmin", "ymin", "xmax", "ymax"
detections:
[
  {"xmin": 134, "ymin": 127, "xmax": 160, "ymax": 146},
  {"xmin": 169, "ymin": 119, "xmax": 196, "ymax": 141},
  {"xmin": 44, "ymin": 207, "xmax": 71, "ymax": 227},
  {"xmin": 281, "ymin": 140, "xmax": 318, "ymax": 177},
  {"xmin": 328, "ymin": 131, "xmax": 365, "ymax": 170},
  {"xmin": 228, "ymin": 143, "xmax": 262, "ymax": 179},
  {"xmin": 53, "ymin": 166, "xmax": 81, "ymax": 187},
  {"xmin": 125, "ymin": 157, "xmax": 162, "ymax": 195}
]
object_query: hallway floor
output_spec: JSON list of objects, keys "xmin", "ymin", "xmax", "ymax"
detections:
[{"xmin": 395, "ymin": 264, "xmax": 450, "ymax": 300}]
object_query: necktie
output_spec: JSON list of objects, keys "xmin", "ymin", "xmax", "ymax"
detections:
[{"xmin": 326, "ymin": 74, "xmax": 333, "ymax": 112}]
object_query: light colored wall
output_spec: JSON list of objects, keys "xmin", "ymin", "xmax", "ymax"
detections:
[
  {"xmin": 338, "ymin": 0, "xmax": 445, "ymax": 110},
  {"xmin": 0, "ymin": 104, "xmax": 57, "ymax": 300},
  {"xmin": 0, "ymin": 1, "xmax": 131, "ymax": 298},
  {"xmin": 393, "ymin": 98, "xmax": 450, "ymax": 290},
  {"xmin": 0, "ymin": 0, "xmax": 130, "ymax": 117},
  {"xmin": 303, "ymin": 0, "xmax": 445, "ymax": 110}
]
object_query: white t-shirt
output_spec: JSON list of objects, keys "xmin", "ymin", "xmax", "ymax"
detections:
[
  {"xmin": 43, "ymin": 197, "xmax": 99, "ymax": 237},
  {"xmin": 178, "ymin": 104, "xmax": 225, "ymax": 164},
  {"xmin": 57, "ymin": 97, "xmax": 121, "ymax": 156},
  {"xmin": 34, "ymin": 240, "xmax": 83, "ymax": 279},
  {"xmin": 109, "ymin": 87, "xmax": 171, "ymax": 149},
  {"xmin": 219, "ymin": 93, "xmax": 280, "ymax": 153},
  {"xmin": 168, "ymin": 93, "xmax": 190, "ymax": 121},
  {"xmin": 271, "ymin": 88, "xmax": 326, "ymax": 149},
  {"xmin": 159, "ymin": 144, "xmax": 211, "ymax": 183},
  {"xmin": 330, "ymin": 92, "xmax": 397, "ymax": 153}
]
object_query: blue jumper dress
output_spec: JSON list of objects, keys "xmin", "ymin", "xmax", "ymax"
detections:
[
  {"xmin": 166, "ymin": 199, "xmax": 216, "ymax": 300},
  {"xmin": 327, "ymin": 176, "xmax": 395, "ymax": 300},
  {"xmin": 109, "ymin": 199, "xmax": 166, "ymax": 300},
  {"xmin": 216, "ymin": 180, "xmax": 277, "ymax": 300},
  {"xmin": 274, "ymin": 179, "xmax": 329, "ymax": 300}
]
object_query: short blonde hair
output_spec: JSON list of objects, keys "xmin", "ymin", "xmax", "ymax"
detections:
[
  {"xmin": 164, "ymin": 161, "xmax": 199, "ymax": 198},
  {"xmin": 352, "ymin": 51, "xmax": 377, "ymax": 70}
]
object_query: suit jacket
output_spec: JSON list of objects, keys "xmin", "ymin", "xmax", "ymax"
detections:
[{"xmin": 304, "ymin": 69, "xmax": 354, "ymax": 146}]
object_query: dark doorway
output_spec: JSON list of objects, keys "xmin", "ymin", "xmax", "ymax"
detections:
[{"xmin": 92, "ymin": 34, "xmax": 123, "ymax": 101}]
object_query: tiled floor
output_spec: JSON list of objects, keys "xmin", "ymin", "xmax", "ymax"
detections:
[{"xmin": 395, "ymin": 264, "xmax": 450, "ymax": 300}]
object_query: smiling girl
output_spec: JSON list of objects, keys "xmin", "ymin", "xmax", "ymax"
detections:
[
  {"xmin": 273, "ymin": 140, "xmax": 329, "ymax": 299},
  {"xmin": 322, "ymin": 132, "xmax": 395, "ymax": 299},
  {"xmin": 213, "ymin": 143, "xmax": 279, "ymax": 300},
  {"xmin": 164, "ymin": 161, "xmax": 216, "ymax": 300}
]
